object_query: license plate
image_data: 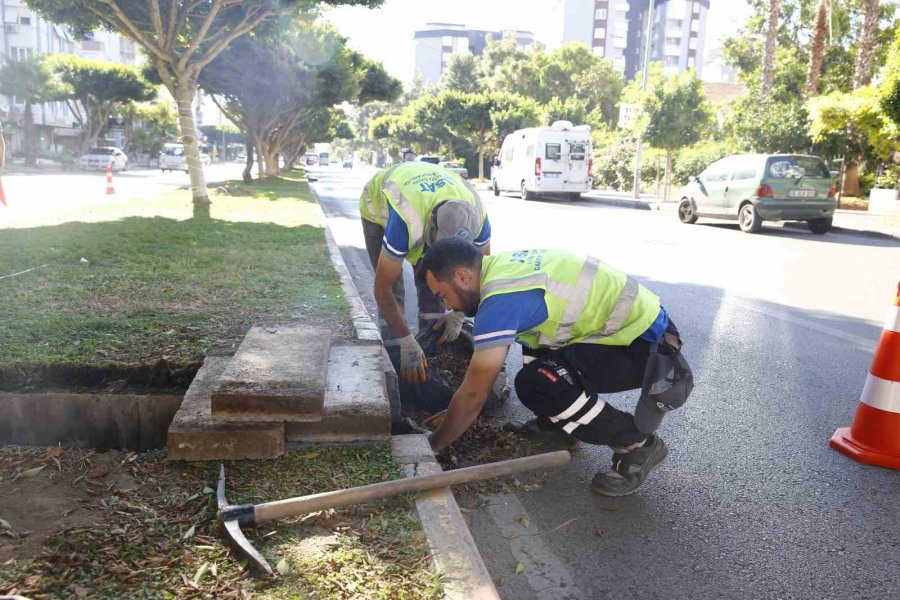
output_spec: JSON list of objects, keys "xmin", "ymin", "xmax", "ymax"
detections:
[
  {"xmin": 788, "ymin": 189, "xmax": 816, "ymax": 198},
  {"xmin": 543, "ymin": 172, "xmax": 561, "ymax": 178}
]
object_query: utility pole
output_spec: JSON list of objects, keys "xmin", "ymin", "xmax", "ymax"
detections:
[{"xmin": 632, "ymin": 0, "xmax": 656, "ymax": 200}]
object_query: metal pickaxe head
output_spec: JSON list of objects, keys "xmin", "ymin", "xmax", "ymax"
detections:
[{"xmin": 216, "ymin": 464, "xmax": 274, "ymax": 576}]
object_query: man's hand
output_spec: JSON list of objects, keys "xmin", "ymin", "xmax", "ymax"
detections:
[
  {"xmin": 433, "ymin": 310, "xmax": 465, "ymax": 344},
  {"xmin": 397, "ymin": 334, "xmax": 428, "ymax": 384}
]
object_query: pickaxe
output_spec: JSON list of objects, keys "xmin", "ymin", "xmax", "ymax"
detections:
[{"xmin": 217, "ymin": 450, "xmax": 570, "ymax": 575}]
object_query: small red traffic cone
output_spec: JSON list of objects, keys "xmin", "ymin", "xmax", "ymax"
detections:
[
  {"xmin": 0, "ymin": 176, "xmax": 6, "ymax": 207},
  {"xmin": 830, "ymin": 282, "xmax": 900, "ymax": 470},
  {"xmin": 105, "ymin": 164, "xmax": 115, "ymax": 195}
]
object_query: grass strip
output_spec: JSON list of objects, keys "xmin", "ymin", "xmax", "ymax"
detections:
[{"xmin": 0, "ymin": 173, "xmax": 350, "ymax": 390}]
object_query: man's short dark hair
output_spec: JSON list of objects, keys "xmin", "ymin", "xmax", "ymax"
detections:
[{"xmin": 417, "ymin": 237, "xmax": 482, "ymax": 284}]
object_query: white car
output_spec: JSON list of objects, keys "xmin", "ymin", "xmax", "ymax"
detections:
[
  {"xmin": 159, "ymin": 143, "xmax": 210, "ymax": 172},
  {"xmin": 79, "ymin": 147, "xmax": 128, "ymax": 171}
]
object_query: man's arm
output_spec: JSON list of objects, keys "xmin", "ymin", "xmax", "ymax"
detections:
[
  {"xmin": 428, "ymin": 345, "xmax": 509, "ymax": 452},
  {"xmin": 373, "ymin": 250, "xmax": 410, "ymax": 339}
]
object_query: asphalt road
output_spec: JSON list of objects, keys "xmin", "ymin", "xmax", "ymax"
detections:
[{"xmin": 309, "ymin": 164, "xmax": 900, "ymax": 600}]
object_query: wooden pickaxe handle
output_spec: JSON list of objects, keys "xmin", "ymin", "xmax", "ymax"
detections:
[{"xmin": 220, "ymin": 450, "xmax": 570, "ymax": 527}]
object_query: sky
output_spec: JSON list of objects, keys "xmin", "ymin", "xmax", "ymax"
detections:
[{"xmin": 323, "ymin": 0, "xmax": 754, "ymax": 83}]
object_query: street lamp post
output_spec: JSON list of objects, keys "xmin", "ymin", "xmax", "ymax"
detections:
[{"xmin": 633, "ymin": 0, "xmax": 656, "ymax": 201}]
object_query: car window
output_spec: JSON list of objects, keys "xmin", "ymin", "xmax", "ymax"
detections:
[
  {"xmin": 701, "ymin": 169, "xmax": 727, "ymax": 183},
  {"xmin": 732, "ymin": 168, "xmax": 756, "ymax": 180},
  {"xmin": 88, "ymin": 148, "xmax": 109, "ymax": 155},
  {"xmin": 546, "ymin": 144, "xmax": 561, "ymax": 160},
  {"xmin": 569, "ymin": 143, "xmax": 587, "ymax": 161},
  {"xmin": 766, "ymin": 156, "xmax": 830, "ymax": 179}
]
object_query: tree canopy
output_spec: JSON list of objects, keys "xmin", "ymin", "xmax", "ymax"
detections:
[{"xmin": 48, "ymin": 55, "xmax": 155, "ymax": 152}]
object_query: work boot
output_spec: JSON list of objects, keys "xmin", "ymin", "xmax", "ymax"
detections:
[
  {"xmin": 502, "ymin": 417, "xmax": 581, "ymax": 450},
  {"xmin": 591, "ymin": 434, "xmax": 668, "ymax": 497}
]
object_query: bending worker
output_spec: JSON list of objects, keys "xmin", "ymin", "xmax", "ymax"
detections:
[
  {"xmin": 418, "ymin": 238, "xmax": 693, "ymax": 496},
  {"xmin": 359, "ymin": 161, "xmax": 492, "ymax": 383}
]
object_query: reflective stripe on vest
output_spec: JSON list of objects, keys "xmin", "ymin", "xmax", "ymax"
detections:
[
  {"xmin": 481, "ymin": 256, "xmax": 643, "ymax": 347},
  {"xmin": 385, "ymin": 180, "xmax": 427, "ymax": 250},
  {"xmin": 361, "ymin": 165, "xmax": 400, "ymax": 225}
]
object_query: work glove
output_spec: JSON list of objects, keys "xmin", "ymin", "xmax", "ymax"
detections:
[
  {"xmin": 433, "ymin": 310, "xmax": 465, "ymax": 344},
  {"xmin": 397, "ymin": 334, "xmax": 428, "ymax": 384}
]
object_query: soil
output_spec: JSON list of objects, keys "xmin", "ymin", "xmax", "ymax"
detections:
[
  {"xmin": 0, "ymin": 447, "xmax": 142, "ymax": 563},
  {"xmin": 0, "ymin": 359, "xmax": 200, "ymax": 395}
]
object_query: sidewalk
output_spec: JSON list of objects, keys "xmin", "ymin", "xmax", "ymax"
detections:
[{"xmin": 581, "ymin": 189, "xmax": 900, "ymax": 240}]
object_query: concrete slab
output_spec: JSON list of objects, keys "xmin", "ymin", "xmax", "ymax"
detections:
[
  {"xmin": 167, "ymin": 356, "xmax": 284, "ymax": 461},
  {"xmin": 0, "ymin": 392, "xmax": 181, "ymax": 451},
  {"xmin": 285, "ymin": 341, "xmax": 391, "ymax": 442},
  {"xmin": 211, "ymin": 325, "xmax": 331, "ymax": 422}
]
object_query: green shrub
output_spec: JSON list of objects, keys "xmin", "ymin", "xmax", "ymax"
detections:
[
  {"xmin": 592, "ymin": 139, "xmax": 635, "ymax": 190},
  {"xmin": 672, "ymin": 140, "xmax": 738, "ymax": 185},
  {"xmin": 859, "ymin": 172, "xmax": 877, "ymax": 197}
]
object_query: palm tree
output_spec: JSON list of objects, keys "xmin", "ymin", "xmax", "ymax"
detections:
[
  {"xmin": 853, "ymin": 0, "xmax": 880, "ymax": 88},
  {"xmin": 0, "ymin": 56, "xmax": 60, "ymax": 167},
  {"xmin": 760, "ymin": 0, "xmax": 782, "ymax": 97},
  {"xmin": 805, "ymin": 0, "xmax": 829, "ymax": 97}
]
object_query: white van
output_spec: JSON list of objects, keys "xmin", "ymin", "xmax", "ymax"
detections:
[{"xmin": 491, "ymin": 120, "xmax": 593, "ymax": 200}]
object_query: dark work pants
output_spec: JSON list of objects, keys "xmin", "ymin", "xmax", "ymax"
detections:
[
  {"xmin": 514, "ymin": 336, "xmax": 656, "ymax": 448},
  {"xmin": 361, "ymin": 219, "xmax": 444, "ymax": 344}
]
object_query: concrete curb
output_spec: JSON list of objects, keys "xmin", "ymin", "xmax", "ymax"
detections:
[
  {"xmin": 393, "ymin": 435, "xmax": 500, "ymax": 600},
  {"xmin": 309, "ymin": 184, "xmax": 499, "ymax": 599}
]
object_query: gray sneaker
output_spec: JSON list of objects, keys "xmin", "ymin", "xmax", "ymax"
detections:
[
  {"xmin": 502, "ymin": 417, "xmax": 581, "ymax": 449},
  {"xmin": 591, "ymin": 434, "xmax": 668, "ymax": 497}
]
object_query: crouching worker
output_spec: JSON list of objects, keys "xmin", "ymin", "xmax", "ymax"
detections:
[{"xmin": 418, "ymin": 238, "xmax": 693, "ymax": 496}]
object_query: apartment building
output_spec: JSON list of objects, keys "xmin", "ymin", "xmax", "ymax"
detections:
[
  {"xmin": 1, "ymin": 0, "xmax": 139, "ymax": 154},
  {"xmin": 414, "ymin": 23, "xmax": 535, "ymax": 83},
  {"xmin": 562, "ymin": 0, "xmax": 709, "ymax": 79}
]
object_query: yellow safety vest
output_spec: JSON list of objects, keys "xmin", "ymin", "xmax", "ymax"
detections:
[{"xmin": 480, "ymin": 249, "xmax": 661, "ymax": 349}]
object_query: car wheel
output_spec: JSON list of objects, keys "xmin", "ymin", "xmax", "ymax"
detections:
[
  {"xmin": 678, "ymin": 198, "xmax": 698, "ymax": 224},
  {"xmin": 492, "ymin": 180, "xmax": 500, "ymax": 196},
  {"xmin": 738, "ymin": 203, "xmax": 762, "ymax": 233},
  {"xmin": 521, "ymin": 182, "xmax": 533, "ymax": 201},
  {"xmin": 807, "ymin": 217, "xmax": 832, "ymax": 234}
]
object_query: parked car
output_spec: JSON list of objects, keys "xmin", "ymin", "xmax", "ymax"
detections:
[
  {"xmin": 305, "ymin": 153, "xmax": 319, "ymax": 166},
  {"xmin": 491, "ymin": 120, "xmax": 593, "ymax": 201},
  {"xmin": 159, "ymin": 143, "xmax": 210, "ymax": 172},
  {"xmin": 417, "ymin": 155, "xmax": 441, "ymax": 165},
  {"xmin": 342, "ymin": 158, "xmax": 353, "ymax": 168},
  {"xmin": 678, "ymin": 154, "xmax": 837, "ymax": 234},
  {"xmin": 439, "ymin": 161, "xmax": 469, "ymax": 179},
  {"xmin": 79, "ymin": 147, "xmax": 128, "ymax": 171}
]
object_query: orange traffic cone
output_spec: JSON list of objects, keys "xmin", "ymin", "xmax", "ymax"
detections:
[
  {"xmin": 830, "ymin": 282, "xmax": 900, "ymax": 470},
  {"xmin": 105, "ymin": 164, "xmax": 115, "ymax": 195},
  {"xmin": 0, "ymin": 176, "xmax": 6, "ymax": 207}
]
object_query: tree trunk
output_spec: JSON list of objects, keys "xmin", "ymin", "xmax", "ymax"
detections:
[
  {"xmin": 853, "ymin": 0, "xmax": 880, "ymax": 88},
  {"xmin": 265, "ymin": 151, "xmax": 280, "ymax": 177},
  {"xmin": 805, "ymin": 0, "xmax": 828, "ymax": 97},
  {"xmin": 255, "ymin": 138, "xmax": 266, "ymax": 180},
  {"xmin": 843, "ymin": 160, "xmax": 860, "ymax": 196},
  {"xmin": 23, "ymin": 100, "xmax": 36, "ymax": 168},
  {"xmin": 664, "ymin": 148, "xmax": 673, "ymax": 202},
  {"xmin": 171, "ymin": 77, "xmax": 209, "ymax": 205},
  {"xmin": 761, "ymin": 0, "xmax": 781, "ymax": 96},
  {"xmin": 243, "ymin": 137, "xmax": 254, "ymax": 184},
  {"xmin": 478, "ymin": 148, "xmax": 485, "ymax": 181}
]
